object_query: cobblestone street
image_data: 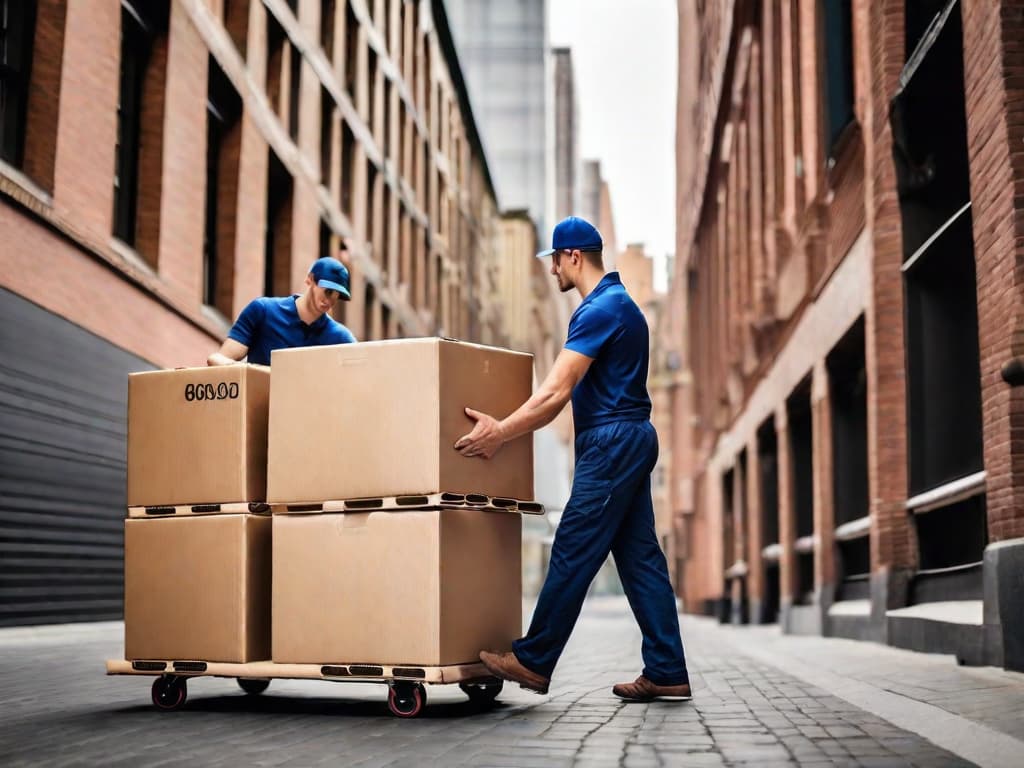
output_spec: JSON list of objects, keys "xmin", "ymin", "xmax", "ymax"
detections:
[{"xmin": 1, "ymin": 597, "xmax": 1022, "ymax": 767}]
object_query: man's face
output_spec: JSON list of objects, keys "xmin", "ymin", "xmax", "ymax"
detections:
[
  {"xmin": 550, "ymin": 249, "xmax": 577, "ymax": 293},
  {"xmin": 306, "ymin": 277, "xmax": 342, "ymax": 316}
]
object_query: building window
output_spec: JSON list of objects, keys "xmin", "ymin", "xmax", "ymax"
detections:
[
  {"xmin": 0, "ymin": 0, "xmax": 65, "ymax": 191},
  {"xmin": 264, "ymin": 150, "xmax": 293, "ymax": 296},
  {"xmin": 821, "ymin": 0, "xmax": 855, "ymax": 157},
  {"xmin": 287, "ymin": 44, "xmax": 301, "ymax": 140},
  {"xmin": 320, "ymin": 85, "xmax": 333, "ymax": 184},
  {"xmin": 223, "ymin": 0, "xmax": 248, "ymax": 59},
  {"xmin": 320, "ymin": 0, "xmax": 335, "ymax": 60},
  {"xmin": 339, "ymin": 118, "xmax": 354, "ymax": 215},
  {"xmin": 319, "ymin": 218, "xmax": 332, "ymax": 259},
  {"xmin": 0, "ymin": 0, "xmax": 37, "ymax": 169},
  {"xmin": 364, "ymin": 281, "xmax": 376, "ymax": 340},
  {"xmin": 343, "ymin": 1, "xmax": 358, "ymax": 101},
  {"xmin": 366, "ymin": 160, "xmax": 377, "ymax": 247},
  {"xmin": 203, "ymin": 56, "xmax": 243, "ymax": 316},
  {"xmin": 113, "ymin": 2, "xmax": 169, "ymax": 254},
  {"xmin": 266, "ymin": 10, "xmax": 285, "ymax": 115}
]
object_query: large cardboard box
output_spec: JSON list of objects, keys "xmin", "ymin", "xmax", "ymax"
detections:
[
  {"xmin": 272, "ymin": 509, "xmax": 522, "ymax": 665},
  {"xmin": 127, "ymin": 365, "xmax": 270, "ymax": 507},
  {"xmin": 124, "ymin": 514, "xmax": 271, "ymax": 662},
  {"xmin": 267, "ymin": 338, "xmax": 534, "ymax": 503}
]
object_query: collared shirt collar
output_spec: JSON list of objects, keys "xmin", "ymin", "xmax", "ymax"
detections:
[{"xmin": 287, "ymin": 294, "xmax": 328, "ymax": 331}]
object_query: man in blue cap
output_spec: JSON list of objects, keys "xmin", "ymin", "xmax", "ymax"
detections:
[
  {"xmin": 208, "ymin": 254, "xmax": 357, "ymax": 366},
  {"xmin": 455, "ymin": 215, "xmax": 691, "ymax": 702}
]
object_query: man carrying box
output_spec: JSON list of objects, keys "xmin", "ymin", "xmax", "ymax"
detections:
[
  {"xmin": 208, "ymin": 254, "xmax": 357, "ymax": 366},
  {"xmin": 455, "ymin": 216, "xmax": 692, "ymax": 702}
]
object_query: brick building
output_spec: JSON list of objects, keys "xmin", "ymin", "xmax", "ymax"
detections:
[
  {"xmin": 671, "ymin": 0, "xmax": 1024, "ymax": 671},
  {"xmin": 0, "ymin": 0, "xmax": 546, "ymax": 626}
]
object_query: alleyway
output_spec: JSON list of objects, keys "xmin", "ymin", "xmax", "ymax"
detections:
[{"xmin": 2, "ymin": 597, "xmax": 1021, "ymax": 767}]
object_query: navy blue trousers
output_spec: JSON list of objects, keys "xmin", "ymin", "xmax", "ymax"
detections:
[{"xmin": 513, "ymin": 420, "xmax": 689, "ymax": 686}]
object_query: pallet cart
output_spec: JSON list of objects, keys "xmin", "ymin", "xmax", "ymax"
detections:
[{"xmin": 106, "ymin": 658, "xmax": 504, "ymax": 718}]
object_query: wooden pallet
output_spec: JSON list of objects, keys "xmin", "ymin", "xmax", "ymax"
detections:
[
  {"xmin": 127, "ymin": 502, "xmax": 270, "ymax": 519},
  {"xmin": 106, "ymin": 658, "xmax": 491, "ymax": 685},
  {"xmin": 269, "ymin": 492, "xmax": 545, "ymax": 516}
]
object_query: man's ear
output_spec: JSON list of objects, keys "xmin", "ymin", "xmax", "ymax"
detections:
[{"xmin": 304, "ymin": 273, "xmax": 315, "ymax": 289}]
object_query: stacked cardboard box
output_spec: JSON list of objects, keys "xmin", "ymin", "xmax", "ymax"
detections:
[
  {"xmin": 268, "ymin": 338, "xmax": 534, "ymax": 666},
  {"xmin": 123, "ymin": 365, "xmax": 271, "ymax": 663},
  {"xmin": 121, "ymin": 339, "xmax": 534, "ymax": 669}
]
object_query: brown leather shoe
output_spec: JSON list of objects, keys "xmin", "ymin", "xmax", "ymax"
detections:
[
  {"xmin": 479, "ymin": 650, "xmax": 550, "ymax": 694},
  {"xmin": 612, "ymin": 675, "xmax": 692, "ymax": 702}
]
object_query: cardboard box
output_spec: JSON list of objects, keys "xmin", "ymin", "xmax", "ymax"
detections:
[
  {"xmin": 127, "ymin": 365, "xmax": 269, "ymax": 507},
  {"xmin": 124, "ymin": 514, "xmax": 271, "ymax": 662},
  {"xmin": 272, "ymin": 509, "xmax": 522, "ymax": 665},
  {"xmin": 267, "ymin": 338, "xmax": 534, "ymax": 503}
]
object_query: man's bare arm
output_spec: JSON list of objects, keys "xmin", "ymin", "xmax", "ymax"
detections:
[{"xmin": 207, "ymin": 338, "xmax": 249, "ymax": 366}]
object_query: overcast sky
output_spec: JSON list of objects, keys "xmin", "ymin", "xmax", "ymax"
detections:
[{"xmin": 549, "ymin": 0, "xmax": 677, "ymax": 287}]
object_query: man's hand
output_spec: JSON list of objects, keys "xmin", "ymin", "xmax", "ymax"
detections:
[
  {"xmin": 454, "ymin": 407, "xmax": 507, "ymax": 459},
  {"xmin": 207, "ymin": 339, "xmax": 249, "ymax": 366}
]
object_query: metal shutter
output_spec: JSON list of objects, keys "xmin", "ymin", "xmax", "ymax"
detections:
[{"xmin": 0, "ymin": 287, "xmax": 154, "ymax": 626}]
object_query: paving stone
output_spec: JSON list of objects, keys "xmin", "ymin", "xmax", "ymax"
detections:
[{"xmin": 0, "ymin": 597, "xmax": 1013, "ymax": 767}]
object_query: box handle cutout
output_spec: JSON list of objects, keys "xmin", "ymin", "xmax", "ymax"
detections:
[
  {"xmin": 392, "ymin": 667, "xmax": 426, "ymax": 679},
  {"xmin": 132, "ymin": 660, "xmax": 167, "ymax": 671},
  {"xmin": 396, "ymin": 496, "xmax": 430, "ymax": 506},
  {"xmin": 348, "ymin": 665, "xmax": 384, "ymax": 676},
  {"xmin": 345, "ymin": 499, "xmax": 383, "ymax": 510}
]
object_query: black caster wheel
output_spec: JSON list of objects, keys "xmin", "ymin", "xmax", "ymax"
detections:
[
  {"xmin": 238, "ymin": 678, "xmax": 271, "ymax": 695},
  {"xmin": 459, "ymin": 678, "xmax": 503, "ymax": 705},
  {"xmin": 387, "ymin": 682, "xmax": 426, "ymax": 718},
  {"xmin": 151, "ymin": 675, "xmax": 187, "ymax": 711}
]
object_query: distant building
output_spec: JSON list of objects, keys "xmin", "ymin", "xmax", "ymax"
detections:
[{"xmin": 445, "ymin": 0, "xmax": 549, "ymax": 235}]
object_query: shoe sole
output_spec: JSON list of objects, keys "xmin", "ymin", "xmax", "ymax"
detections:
[
  {"xmin": 614, "ymin": 693, "xmax": 693, "ymax": 703},
  {"xmin": 519, "ymin": 683, "xmax": 549, "ymax": 695}
]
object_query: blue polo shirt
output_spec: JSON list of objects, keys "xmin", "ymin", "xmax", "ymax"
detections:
[
  {"xmin": 228, "ymin": 295, "xmax": 357, "ymax": 365},
  {"xmin": 564, "ymin": 272, "xmax": 652, "ymax": 432}
]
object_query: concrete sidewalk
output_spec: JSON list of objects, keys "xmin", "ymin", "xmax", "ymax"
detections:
[{"xmin": 0, "ymin": 597, "xmax": 1021, "ymax": 766}]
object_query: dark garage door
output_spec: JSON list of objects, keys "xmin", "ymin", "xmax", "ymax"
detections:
[{"xmin": 0, "ymin": 287, "xmax": 154, "ymax": 626}]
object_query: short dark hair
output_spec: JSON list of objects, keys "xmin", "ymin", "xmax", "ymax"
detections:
[{"xmin": 581, "ymin": 249, "xmax": 603, "ymax": 268}]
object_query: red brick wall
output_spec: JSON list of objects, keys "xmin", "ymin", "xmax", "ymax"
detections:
[
  {"xmin": 863, "ymin": 0, "xmax": 912, "ymax": 573},
  {"xmin": 812, "ymin": 361, "xmax": 836, "ymax": 589},
  {"xmin": 961, "ymin": 0, "xmax": 1024, "ymax": 542},
  {"xmin": 0, "ymin": 203, "xmax": 214, "ymax": 368},
  {"xmin": 22, "ymin": 0, "xmax": 66, "ymax": 192},
  {"xmin": 156, "ymin": 4, "xmax": 208, "ymax": 303},
  {"xmin": 675, "ymin": 0, "xmax": 917, "ymax": 612},
  {"xmin": 53, "ymin": 0, "xmax": 120, "ymax": 238},
  {"xmin": 232, "ymin": 115, "xmax": 269, "ymax": 319}
]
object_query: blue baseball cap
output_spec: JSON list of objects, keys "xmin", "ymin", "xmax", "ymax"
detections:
[
  {"xmin": 536, "ymin": 216, "xmax": 604, "ymax": 259},
  {"xmin": 309, "ymin": 257, "xmax": 351, "ymax": 300}
]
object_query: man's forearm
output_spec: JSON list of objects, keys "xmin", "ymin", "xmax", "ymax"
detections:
[{"xmin": 499, "ymin": 386, "xmax": 570, "ymax": 442}]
